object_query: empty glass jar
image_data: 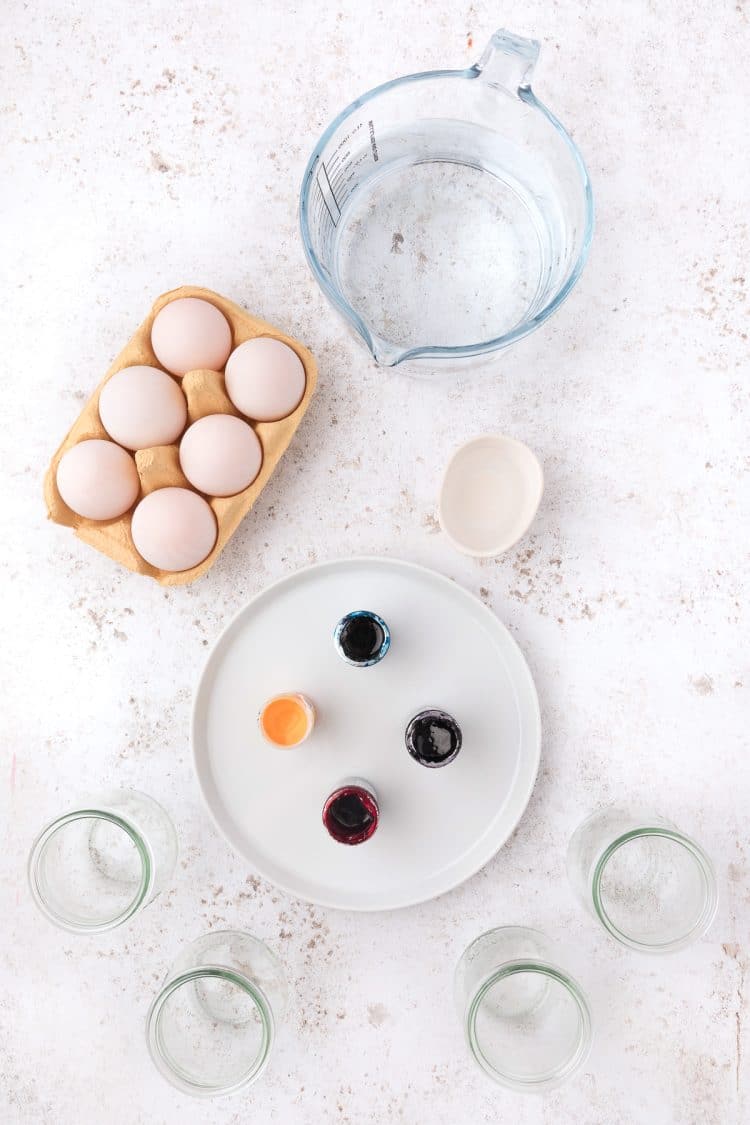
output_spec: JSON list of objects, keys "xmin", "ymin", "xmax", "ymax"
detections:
[
  {"xmin": 146, "ymin": 930, "xmax": 288, "ymax": 1096},
  {"xmin": 566, "ymin": 805, "xmax": 718, "ymax": 953},
  {"xmin": 454, "ymin": 926, "xmax": 592, "ymax": 1092},
  {"xmin": 28, "ymin": 788, "xmax": 177, "ymax": 933}
]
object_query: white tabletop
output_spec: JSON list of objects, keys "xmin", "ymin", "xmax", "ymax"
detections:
[{"xmin": 2, "ymin": 1, "xmax": 748, "ymax": 1123}]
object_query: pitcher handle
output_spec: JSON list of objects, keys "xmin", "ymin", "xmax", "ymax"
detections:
[{"xmin": 474, "ymin": 30, "xmax": 540, "ymax": 93}]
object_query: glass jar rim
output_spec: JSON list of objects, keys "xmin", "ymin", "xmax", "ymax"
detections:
[
  {"xmin": 146, "ymin": 966, "xmax": 274, "ymax": 1097},
  {"xmin": 27, "ymin": 808, "xmax": 153, "ymax": 933},
  {"xmin": 465, "ymin": 960, "xmax": 592, "ymax": 1091},
  {"xmin": 591, "ymin": 826, "xmax": 718, "ymax": 953}
]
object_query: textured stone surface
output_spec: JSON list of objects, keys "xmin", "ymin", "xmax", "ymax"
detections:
[{"xmin": 2, "ymin": 1, "xmax": 748, "ymax": 1122}]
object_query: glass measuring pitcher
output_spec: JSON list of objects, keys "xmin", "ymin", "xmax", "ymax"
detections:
[{"xmin": 299, "ymin": 30, "xmax": 593, "ymax": 372}]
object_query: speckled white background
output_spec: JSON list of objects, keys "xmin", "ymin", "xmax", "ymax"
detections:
[{"xmin": 2, "ymin": 1, "xmax": 749, "ymax": 1122}]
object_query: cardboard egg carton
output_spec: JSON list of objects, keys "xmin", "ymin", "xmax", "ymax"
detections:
[{"xmin": 44, "ymin": 285, "xmax": 318, "ymax": 586}]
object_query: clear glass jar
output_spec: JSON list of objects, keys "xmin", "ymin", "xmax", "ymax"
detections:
[
  {"xmin": 146, "ymin": 930, "xmax": 287, "ymax": 1097},
  {"xmin": 27, "ymin": 789, "xmax": 177, "ymax": 933},
  {"xmin": 566, "ymin": 805, "xmax": 718, "ymax": 953},
  {"xmin": 454, "ymin": 926, "xmax": 592, "ymax": 1092}
]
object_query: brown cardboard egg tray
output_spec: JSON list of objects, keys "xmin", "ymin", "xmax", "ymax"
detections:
[{"xmin": 44, "ymin": 285, "xmax": 318, "ymax": 586}]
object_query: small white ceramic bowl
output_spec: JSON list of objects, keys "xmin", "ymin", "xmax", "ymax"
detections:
[{"xmin": 438, "ymin": 434, "xmax": 544, "ymax": 558}]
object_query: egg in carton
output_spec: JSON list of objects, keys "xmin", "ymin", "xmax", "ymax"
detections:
[{"xmin": 44, "ymin": 286, "xmax": 318, "ymax": 585}]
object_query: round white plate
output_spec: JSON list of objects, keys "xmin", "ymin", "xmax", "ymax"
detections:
[{"xmin": 193, "ymin": 558, "xmax": 541, "ymax": 910}]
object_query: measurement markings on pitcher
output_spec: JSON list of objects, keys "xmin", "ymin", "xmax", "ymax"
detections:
[{"xmin": 316, "ymin": 160, "xmax": 341, "ymax": 229}]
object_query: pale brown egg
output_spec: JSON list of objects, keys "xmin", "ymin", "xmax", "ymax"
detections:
[
  {"xmin": 179, "ymin": 414, "xmax": 262, "ymax": 497},
  {"xmin": 98, "ymin": 365, "xmax": 187, "ymax": 450},
  {"xmin": 150, "ymin": 298, "xmax": 232, "ymax": 377},
  {"xmin": 130, "ymin": 487, "xmax": 217, "ymax": 572},
  {"xmin": 56, "ymin": 439, "xmax": 140, "ymax": 521},
  {"xmin": 224, "ymin": 337, "xmax": 306, "ymax": 421}
]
